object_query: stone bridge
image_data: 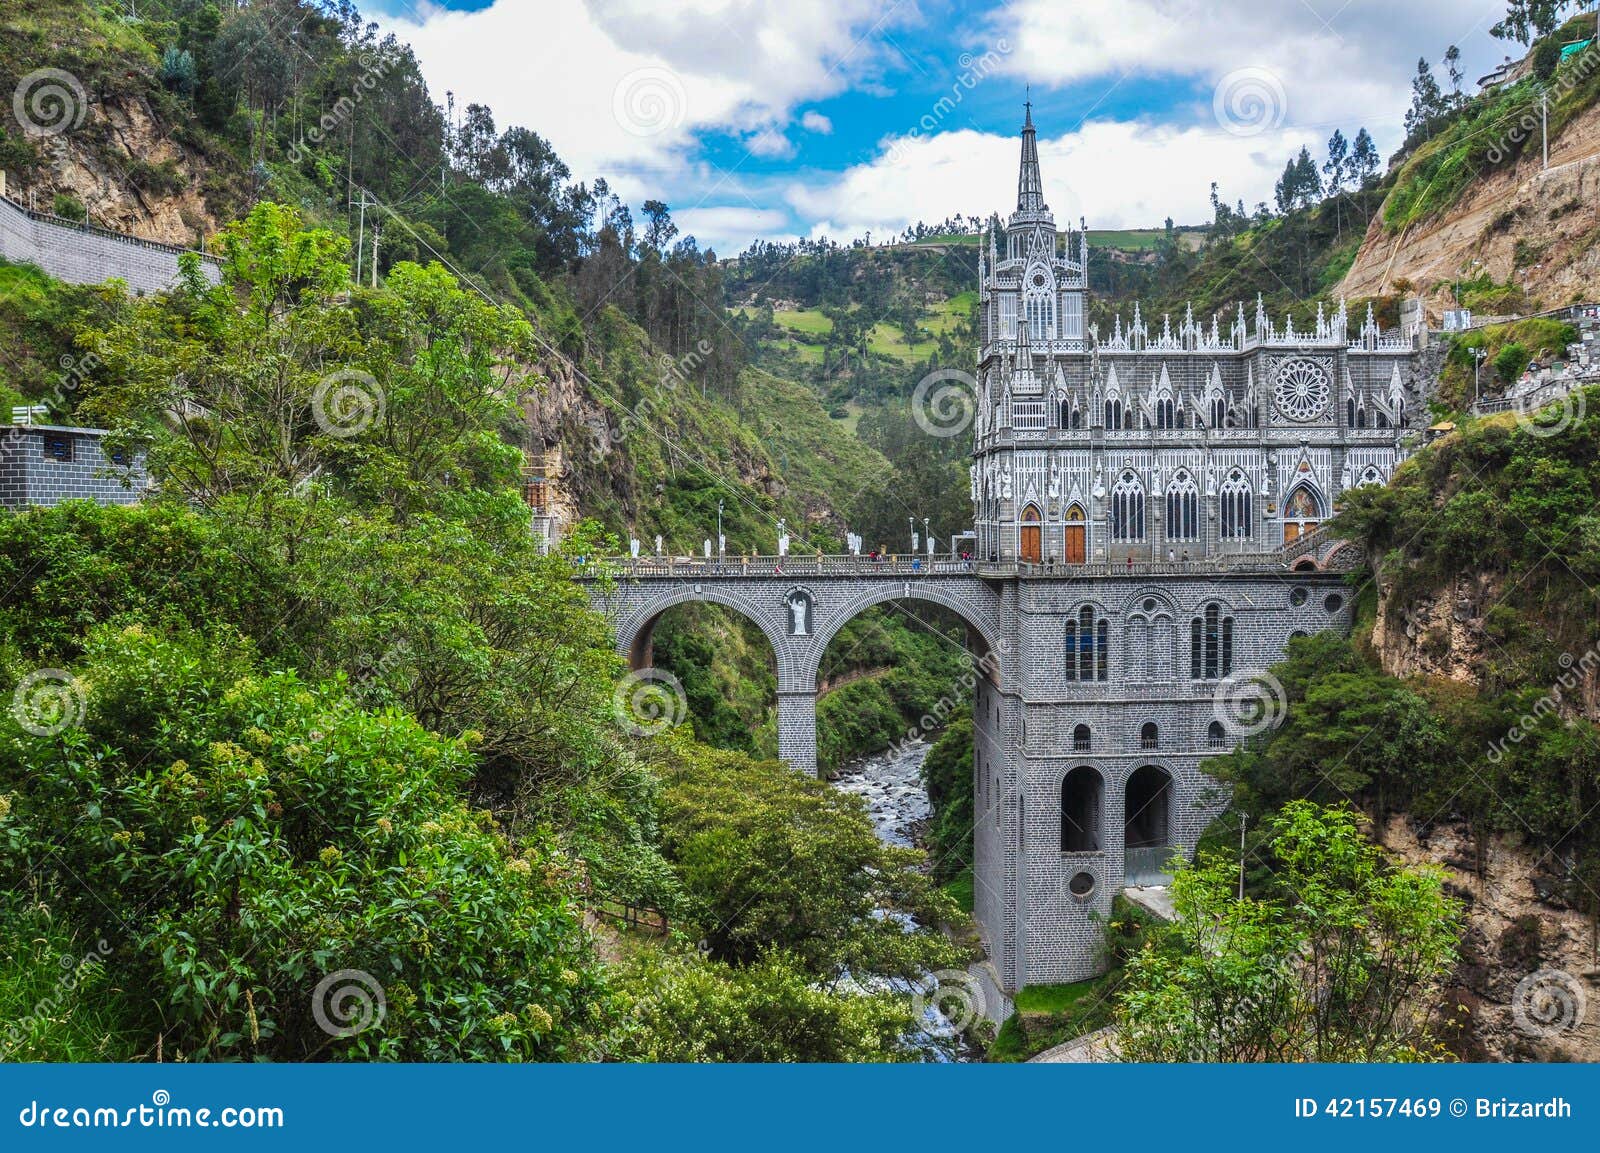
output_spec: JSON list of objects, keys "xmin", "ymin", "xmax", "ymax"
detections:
[{"xmin": 585, "ymin": 556, "xmax": 1008, "ymax": 774}]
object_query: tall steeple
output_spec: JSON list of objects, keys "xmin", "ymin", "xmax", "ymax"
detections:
[{"xmin": 1016, "ymin": 94, "xmax": 1046, "ymax": 215}]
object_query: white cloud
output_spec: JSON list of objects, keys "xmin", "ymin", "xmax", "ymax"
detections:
[
  {"xmin": 673, "ymin": 206, "xmax": 796, "ymax": 252},
  {"xmin": 995, "ymin": 0, "xmax": 1510, "ymax": 146},
  {"xmin": 788, "ymin": 118, "xmax": 1324, "ymax": 241},
  {"xmin": 385, "ymin": 0, "xmax": 906, "ymax": 184},
  {"xmin": 801, "ymin": 110, "xmax": 834, "ymax": 134}
]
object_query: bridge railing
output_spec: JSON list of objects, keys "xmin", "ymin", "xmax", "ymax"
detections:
[
  {"xmin": 580, "ymin": 549, "xmax": 1341, "ymax": 580},
  {"xmin": 577, "ymin": 554, "xmax": 978, "ymax": 578}
]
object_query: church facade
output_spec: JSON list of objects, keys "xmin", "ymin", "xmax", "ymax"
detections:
[{"xmin": 965, "ymin": 108, "xmax": 1427, "ymax": 996}]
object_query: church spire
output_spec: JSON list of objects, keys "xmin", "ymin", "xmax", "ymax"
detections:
[{"xmin": 1017, "ymin": 96, "xmax": 1046, "ymax": 215}]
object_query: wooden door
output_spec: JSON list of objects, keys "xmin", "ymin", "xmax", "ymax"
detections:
[
  {"xmin": 1021, "ymin": 524, "xmax": 1042, "ymax": 564},
  {"xmin": 1064, "ymin": 524, "xmax": 1085, "ymax": 564}
]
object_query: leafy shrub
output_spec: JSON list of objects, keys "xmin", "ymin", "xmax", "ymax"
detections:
[
  {"xmin": 0, "ymin": 625, "xmax": 605, "ymax": 1061},
  {"xmin": 1495, "ymin": 340, "xmax": 1529, "ymax": 382}
]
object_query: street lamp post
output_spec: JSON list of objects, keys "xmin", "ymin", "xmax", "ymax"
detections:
[
  {"xmin": 923, "ymin": 517, "xmax": 930, "ymax": 557},
  {"xmin": 1473, "ymin": 347, "xmax": 1486, "ymax": 407},
  {"xmin": 908, "ymin": 516, "xmax": 915, "ymax": 556},
  {"xmin": 717, "ymin": 500, "xmax": 724, "ymax": 558}
]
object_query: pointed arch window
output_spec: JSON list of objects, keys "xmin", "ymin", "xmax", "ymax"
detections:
[
  {"xmin": 1058, "ymin": 393, "xmax": 1071, "ymax": 428},
  {"xmin": 1189, "ymin": 602, "xmax": 1235, "ymax": 680},
  {"xmin": 1156, "ymin": 395, "xmax": 1175, "ymax": 429},
  {"xmin": 1025, "ymin": 267, "xmax": 1055, "ymax": 339},
  {"xmin": 1165, "ymin": 471, "xmax": 1200, "ymax": 541},
  {"xmin": 1110, "ymin": 471, "xmax": 1146, "ymax": 541},
  {"xmin": 1220, "ymin": 470, "xmax": 1253, "ymax": 539},
  {"xmin": 1065, "ymin": 605, "xmax": 1109, "ymax": 682},
  {"xmin": 1104, "ymin": 397, "xmax": 1123, "ymax": 429},
  {"xmin": 1210, "ymin": 396, "xmax": 1227, "ymax": 428},
  {"xmin": 1347, "ymin": 396, "xmax": 1357, "ymax": 427},
  {"xmin": 1355, "ymin": 403, "xmax": 1367, "ymax": 429}
]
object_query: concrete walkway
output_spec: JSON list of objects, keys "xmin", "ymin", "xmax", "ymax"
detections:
[
  {"xmin": 1121, "ymin": 885, "xmax": 1176, "ymax": 921},
  {"xmin": 1029, "ymin": 1025, "xmax": 1119, "ymax": 1063}
]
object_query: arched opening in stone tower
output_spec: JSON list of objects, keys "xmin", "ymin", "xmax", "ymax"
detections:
[
  {"xmin": 1124, "ymin": 764, "xmax": 1173, "ymax": 885},
  {"xmin": 1060, "ymin": 766, "xmax": 1103, "ymax": 852}
]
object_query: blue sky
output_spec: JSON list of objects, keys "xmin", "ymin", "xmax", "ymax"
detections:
[{"xmin": 369, "ymin": 0, "xmax": 1525, "ymax": 253}]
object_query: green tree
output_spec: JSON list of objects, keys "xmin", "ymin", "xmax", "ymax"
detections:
[
  {"xmin": 0, "ymin": 625, "xmax": 605, "ymax": 1061},
  {"xmin": 1404, "ymin": 58, "xmax": 1447, "ymax": 140},
  {"xmin": 1495, "ymin": 340, "xmax": 1529, "ymax": 382},
  {"xmin": 1351, "ymin": 128, "xmax": 1380, "ymax": 188},
  {"xmin": 1116, "ymin": 802, "xmax": 1462, "ymax": 1062},
  {"xmin": 1492, "ymin": 0, "xmax": 1573, "ymax": 45}
]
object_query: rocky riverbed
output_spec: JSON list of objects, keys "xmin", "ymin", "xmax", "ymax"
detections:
[{"xmin": 834, "ymin": 738, "xmax": 984, "ymax": 1061}]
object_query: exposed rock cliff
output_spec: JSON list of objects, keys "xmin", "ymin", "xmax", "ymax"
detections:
[
  {"xmin": 18, "ymin": 89, "xmax": 226, "ymax": 246},
  {"xmin": 1381, "ymin": 815, "xmax": 1600, "ymax": 1062},
  {"xmin": 1341, "ymin": 101, "xmax": 1600, "ymax": 319}
]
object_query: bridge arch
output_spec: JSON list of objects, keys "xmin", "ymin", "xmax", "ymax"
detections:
[
  {"xmin": 807, "ymin": 583, "xmax": 1004, "ymax": 687},
  {"xmin": 613, "ymin": 586, "xmax": 788, "ymax": 677}
]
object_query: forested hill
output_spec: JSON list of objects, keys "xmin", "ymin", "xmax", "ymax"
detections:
[{"xmin": 0, "ymin": 0, "xmax": 896, "ymax": 553}]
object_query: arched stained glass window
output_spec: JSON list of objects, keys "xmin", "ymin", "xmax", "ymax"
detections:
[
  {"xmin": 1110, "ymin": 471, "xmax": 1146, "ymax": 541},
  {"xmin": 1065, "ymin": 605, "xmax": 1109, "ymax": 682},
  {"xmin": 1220, "ymin": 469, "xmax": 1253, "ymax": 539},
  {"xmin": 1189, "ymin": 602, "xmax": 1235, "ymax": 680},
  {"xmin": 1165, "ymin": 471, "xmax": 1199, "ymax": 541}
]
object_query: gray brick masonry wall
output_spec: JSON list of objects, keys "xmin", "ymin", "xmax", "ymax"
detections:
[
  {"xmin": 0, "ymin": 425, "xmax": 148, "ymax": 510},
  {"xmin": 0, "ymin": 195, "xmax": 220, "ymax": 295}
]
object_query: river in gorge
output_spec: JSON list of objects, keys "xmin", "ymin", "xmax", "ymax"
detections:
[{"xmin": 833, "ymin": 737, "xmax": 984, "ymax": 1062}]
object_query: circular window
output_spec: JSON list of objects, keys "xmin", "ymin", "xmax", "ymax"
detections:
[
  {"xmin": 1290, "ymin": 588, "xmax": 1308, "ymax": 606},
  {"xmin": 1273, "ymin": 357, "xmax": 1331, "ymax": 422},
  {"xmin": 1032, "ymin": 272, "xmax": 1046, "ymax": 287},
  {"xmin": 1067, "ymin": 871, "xmax": 1095, "ymax": 899},
  {"xmin": 1143, "ymin": 598, "xmax": 1157, "ymax": 612},
  {"xmin": 1324, "ymin": 593, "xmax": 1344, "ymax": 612}
]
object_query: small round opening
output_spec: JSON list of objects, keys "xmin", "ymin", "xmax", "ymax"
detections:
[
  {"xmin": 1143, "ymin": 597, "xmax": 1157, "ymax": 612},
  {"xmin": 1324, "ymin": 593, "xmax": 1344, "ymax": 612},
  {"xmin": 1290, "ymin": 588, "xmax": 1308, "ymax": 606},
  {"xmin": 1068, "ymin": 871, "xmax": 1095, "ymax": 898}
]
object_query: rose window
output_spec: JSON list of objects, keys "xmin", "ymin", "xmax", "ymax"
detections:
[{"xmin": 1273, "ymin": 358, "xmax": 1330, "ymax": 422}]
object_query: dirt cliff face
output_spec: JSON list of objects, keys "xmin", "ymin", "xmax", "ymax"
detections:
[
  {"xmin": 15, "ymin": 90, "xmax": 228, "ymax": 246},
  {"xmin": 1341, "ymin": 103, "xmax": 1600, "ymax": 318},
  {"xmin": 1381, "ymin": 816, "xmax": 1600, "ymax": 1062}
]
